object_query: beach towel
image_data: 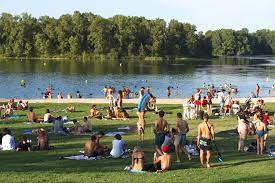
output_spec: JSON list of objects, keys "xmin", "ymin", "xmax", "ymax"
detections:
[
  {"xmin": 23, "ymin": 129, "xmax": 33, "ymax": 134},
  {"xmin": 64, "ymin": 155, "xmax": 98, "ymax": 160},
  {"xmin": 130, "ymin": 170, "xmax": 146, "ymax": 174},
  {"xmin": 9, "ymin": 115, "xmax": 20, "ymax": 119},
  {"xmin": 105, "ymin": 132, "xmax": 126, "ymax": 137},
  {"xmin": 63, "ymin": 121, "xmax": 74, "ymax": 125},
  {"xmin": 117, "ymin": 126, "xmax": 131, "ymax": 130}
]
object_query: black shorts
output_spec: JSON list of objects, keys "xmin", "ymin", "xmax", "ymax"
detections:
[{"xmin": 199, "ymin": 137, "xmax": 211, "ymax": 151}]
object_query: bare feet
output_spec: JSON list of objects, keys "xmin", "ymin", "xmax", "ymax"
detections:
[{"xmin": 206, "ymin": 163, "xmax": 211, "ymax": 168}]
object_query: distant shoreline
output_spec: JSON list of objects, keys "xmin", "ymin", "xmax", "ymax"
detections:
[{"xmin": 1, "ymin": 97, "xmax": 275, "ymax": 104}]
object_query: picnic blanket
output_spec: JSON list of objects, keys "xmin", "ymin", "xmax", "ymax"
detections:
[
  {"xmin": 64, "ymin": 155, "xmax": 98, "ymax": 160},
  {"xmin": 117, "ymin": 126, "xmax": 131, "ymax": 130},
  {"xmin": 23, "ymin": 129, "xmax": 33, "ymax": 134}
]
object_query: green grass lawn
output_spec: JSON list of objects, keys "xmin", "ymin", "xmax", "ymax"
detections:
[{"xmin": 0, "ymin": 103, "xmax": 274, "ymax": 183}]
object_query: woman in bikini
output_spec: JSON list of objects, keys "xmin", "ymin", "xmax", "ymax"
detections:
[{"xmin": 131, "ymin": 146, "xmax": 145, "ymax": 171}]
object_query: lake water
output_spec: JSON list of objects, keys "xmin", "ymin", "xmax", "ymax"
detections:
[{"xmin": 0, "ymin": 57, "xmax": 274, "ymax": 99}]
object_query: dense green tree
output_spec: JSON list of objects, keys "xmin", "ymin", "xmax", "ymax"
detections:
[{"xmin": 0, "ymin": 12, "xmax": 275, "ymax": 58}]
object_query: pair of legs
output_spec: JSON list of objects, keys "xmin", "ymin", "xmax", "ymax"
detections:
[
  {"xmin": 207, "ymin": 104, "xmax": 212, "ymax": 115},
  {"xmin": 199, "ymin": 138, "xmax": 211, "ymax": 168},
  {"xmin": 174, "ymin": 134, "xmax": 191, "ymax": 162},
  {"xmin": 238, "ymin": 131, "xmax": 247, "ymax": 152},
  {"xmin": 200, "ymin": 149, "xmax": 211, "ymax": 168},
  {"xmin": 137, "ymin": 111, "xmax": 145, "ymax": 141},
  {"xmin": 256, "ymin": 135, "xmax": 264, "ymax": 155}
]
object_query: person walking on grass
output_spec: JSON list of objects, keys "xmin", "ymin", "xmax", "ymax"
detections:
[
  {"xmin": 173, "ymin": 113, "xmax": 191, "ymax": 162},
  {"xmin": 197, "ymin": 114, "xmax": 215, "ymax": 168},
  {"xmin": 154, "ymin": 110, "xmax": 169, "ymax": 156}
]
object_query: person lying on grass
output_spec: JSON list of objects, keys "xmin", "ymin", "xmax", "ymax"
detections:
[
  {"xmin": 110, "ymin": 134, "xmax": 126, "ymax": 158},
  {"xmin": 16, "ymin": 136, "xmax": 31, "ymax": 152}
]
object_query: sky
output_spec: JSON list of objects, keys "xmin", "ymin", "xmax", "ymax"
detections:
[{"xmin": 0, "ymin": 0, "xmax": 275, "ymax": 32}]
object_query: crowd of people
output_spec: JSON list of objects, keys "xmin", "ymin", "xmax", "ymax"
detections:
[{"xmin": 0, "ymin": 82, "xmax": 274, "ymax": 174}]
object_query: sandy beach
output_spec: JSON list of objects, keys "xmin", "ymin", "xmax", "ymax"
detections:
[{"xmin": 1, "ymin": 97, "xmax": 275, "ymax": 104}]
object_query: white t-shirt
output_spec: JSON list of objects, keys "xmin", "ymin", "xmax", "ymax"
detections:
[
  {"xmin": 1, "ymin": 134, "xmax": 15, "ymax": 150},
  {"xmin": 232, "ymin": 104, "xmax": 240, "ymax": 114},
  {"xmin": 44, "ymin": 113, "xmax": 51, "ymax": 122},
  {"xmin": 110, "ymin": 139, "xmax": 125, "ymax": 158}
]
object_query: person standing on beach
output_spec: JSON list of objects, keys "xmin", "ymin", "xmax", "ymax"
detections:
[
  {"xmin": 197, "ymin": 114, "xmax": 214, "ymax": 168},
  {"xmin": 256, "ymin": 84, "xmax": 260, "ymax": 98}
]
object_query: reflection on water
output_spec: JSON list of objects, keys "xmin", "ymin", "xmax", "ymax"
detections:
[{"xmin": 0, "ymin": 57, "xmax": 274, "ymax": 99}]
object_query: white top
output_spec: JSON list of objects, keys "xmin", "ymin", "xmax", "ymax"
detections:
[
  {"xmin": 1, "ymin": 134, "xmax": 15, "ymax": 150},
  {"xmin": 44, "ymin": 113, "xmax": 51, "ymax": 122},
  {"xmin": 110, "ymin": 139, "xmax": 125, "ymax": 158}
]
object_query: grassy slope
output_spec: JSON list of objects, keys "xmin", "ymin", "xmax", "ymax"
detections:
[{"xmin": 0, "ymin": 103, "xmax": 274, "ymax": 183}]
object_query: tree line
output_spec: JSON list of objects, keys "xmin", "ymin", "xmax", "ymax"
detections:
[{"xmin": 0, "ymin": 11, "xmax": 274, "ymax": 59}]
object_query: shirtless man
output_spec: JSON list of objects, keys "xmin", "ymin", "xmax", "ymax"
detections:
[
  {"xmin": 174, "ymin": 113, "xmax": 191, "ymax": 162},
  {"xmin": 137, "ymin": 88, "xmax": 151, "ymax": 141},
  {"xmin": 154, "ymin": 110, "xmax": 169, "ymax": 155},
  {"xmin": 197, "ymin": 114, "xmax": 215, "ymax": 168},
  {"xmin": 153, "ymin": 145, "xmax": 171, "ymax": 172},
  {"xmin": 84, "ymin": 135, "xmax": 98, "ymax": 157},
  {"xmin": 255, "ymin": 117, "xmax": 267, "ymax": 155},
  {"xmin": 256, "ymin": 84, "xmax": 260, "ymax": 98}
]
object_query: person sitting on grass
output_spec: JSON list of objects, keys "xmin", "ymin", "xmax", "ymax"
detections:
[
  {"xmin": 82, "ymin": 117, "xmax": 92, "ymax": 133},
  {"xmin": 1, "ymin": 128, "xmax": 15, "ymax": 151},
  {"xmin": 37, "ymin": 128, "xmax": 49, "ymax": 150},
  {"xmin": 106, "ymin": 107, "xmax": 114, "ymax": 119},
  {"xmin": 84, "ymin": 135, "xmax": 99, "ymax": 157},
  {"xmin": 16, "ymin": 136, "xmax": 32, "ymax": 152},
  {"xmin": 65, "ymin": 106, "xmax": 75, "ymax": 113},
  {"xmin": 95, "ymin": 131, "xmax": 110, "ymax": 156},
  {"xmin": 130, "ymin": 146, "xmax": 145, "ymax": 171},
  {"xmin": 43, "ymin": 109, "xmax": 55, "ymax": 123},
  {"xmin": 1, "ymin": 107, "xmax": 13, "ymax": 118},
  {"xmin": 53, "ymin": 116, "xmax": 69, "ymax": 135},
  {"xmin": 89, "ymin": 105, "xmax": 103, "ymax": 119},
  {"xmin": 110, "ymin": 134, "xmax": 126, "ymax": 158},
  {"xmin": 153, "ymin": 145, "xmax": 172, "ymax": 172},
  {"xmin": 27, "ymin": 108, "xmax": 43, "ymax": 123},
  {"xmin": 16, "ymin": 100, "xmax": 28, "ymax": 110}
]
